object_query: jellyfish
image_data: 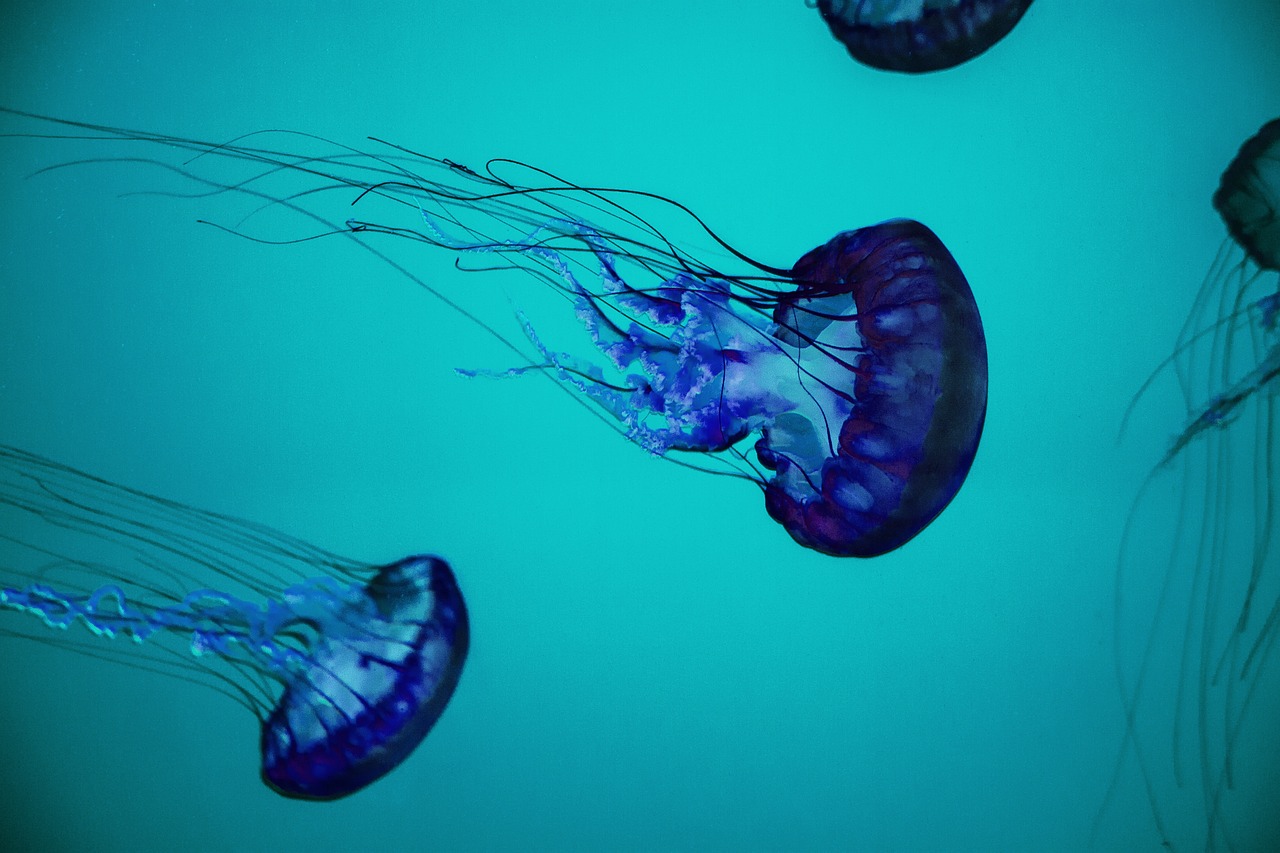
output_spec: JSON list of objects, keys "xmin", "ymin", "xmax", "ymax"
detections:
[
  {"xmin": 1097, "ymin": 118, "xmax": 1280, "ymax": 851},
  {"xmin": 0, "ymin": 108, "xmax": 988, "ymax": 558},
  {"xmin": 0, "ymin": 443, "xmax": 469, "ymax": 800},
  {"xmin": 810, "ymin": 0, "xmax": 1035, "ymax": 73}
]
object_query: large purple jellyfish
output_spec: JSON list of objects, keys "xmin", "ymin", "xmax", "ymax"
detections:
[
  {"xmin": 471, "ymin": 217, "xmax": 988, "ymax": 557},
  {"xmin": 813, "ymin": 0, "xmax": 1035, "ymax": 73},
  {"xmin": 1, "ymin": 109, "xmax": 988, "ymax": 558},
  {"xmin": 1099, "ymin": 118, "xmax": 1280, "ymax": 851},
  {"xmin": 411, "ymin": 201, "xmax": 986, "ymax": 556},
  {"xmin": 0, "ymin": 444, "xmax": 468, "ymax": 800},
  {"xmin": 761, "ymin": 220, "xmax": 987, "ymax": 556}
]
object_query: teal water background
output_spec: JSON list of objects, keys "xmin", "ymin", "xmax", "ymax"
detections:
[{"xmin": 1, "ymin": 1, "xmax": 1279, "ymax": 850}]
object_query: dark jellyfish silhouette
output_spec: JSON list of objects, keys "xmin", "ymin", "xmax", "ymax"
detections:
[
  {"xmin": 1097, "ymin": 118, "xmax": 1280, "ymax": 851},
  {"xmin": 0, "ymin": 444, "xmax": 468, "ymax": 800},
  {"xmin": 0, "ymin": 108, "xmax": 988, "ymax": 558},
  {"xmin": 1216, "ymin": 118, "xmax": 1280, "ymax": 275},
  {"xmin": 812, "ymin": 0, "xmax": 1035, "ymax": 73}
]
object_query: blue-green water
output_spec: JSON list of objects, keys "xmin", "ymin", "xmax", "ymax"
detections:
[{"xmin": 1, "ymin": 1, "xmax": 1278, "ymax": 850}]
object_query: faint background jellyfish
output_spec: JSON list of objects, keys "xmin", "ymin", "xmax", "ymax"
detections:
[
  {"xmin": 0, "ymin": 443, "xmax": 469, "ymax": 801},
  {"xmin": 1098, "ymin": 117, "xmax": 1280, "ymax": 851},
  {"xmin": 1, "ymin": 110, "xmax": 988, "ymax": 559},
  {"xmin": 809, "ymin": 0, "xmax": 1035, "ymax": 73}
]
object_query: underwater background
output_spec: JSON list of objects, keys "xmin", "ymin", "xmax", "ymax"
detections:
[{"xmin": 1, "ymin": 1, "xmax": 1279, "ymax": 850}]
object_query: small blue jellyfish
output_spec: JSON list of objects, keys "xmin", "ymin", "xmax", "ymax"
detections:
[
  {"xmin": 0, "ymin": 444, "xmax": 468, "ymax": 800},
  {"xmin": 811, "ymin": 0, "xmax": 1035, "ymax": 73},
  {"xmin": 0, "ymin": 109, "xmax": 988, "ymax": 558},
  {"xmin": 1099, "ymin": 118, "xmax": 1280, "ymax": 851}
]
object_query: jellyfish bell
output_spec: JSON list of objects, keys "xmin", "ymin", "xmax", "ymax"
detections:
[
  {"xmin": 811, "ymin": 0, "xmax": 1035, "ymax": 74},
  {"xmin": 1214, "ymin": 117, "xmax": 1280, "ymax": 275},
  {"xmin": 0, "ymin": 108, "xmax": 988, "ymax": 558},
  {"xmin": 762, "ymin": 220, "xmax": 987, "ymax": 556},
  {"xmin": 259, "ymin": 554, "xmax": 468, "ymax": 800},
  {"xmin": 0, "ymin": 444, "xmax": 468, "ymax": 800},
  {"xmin": 1098, "ymin": 117, "xmax": 1280, "ymax": 850}
]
